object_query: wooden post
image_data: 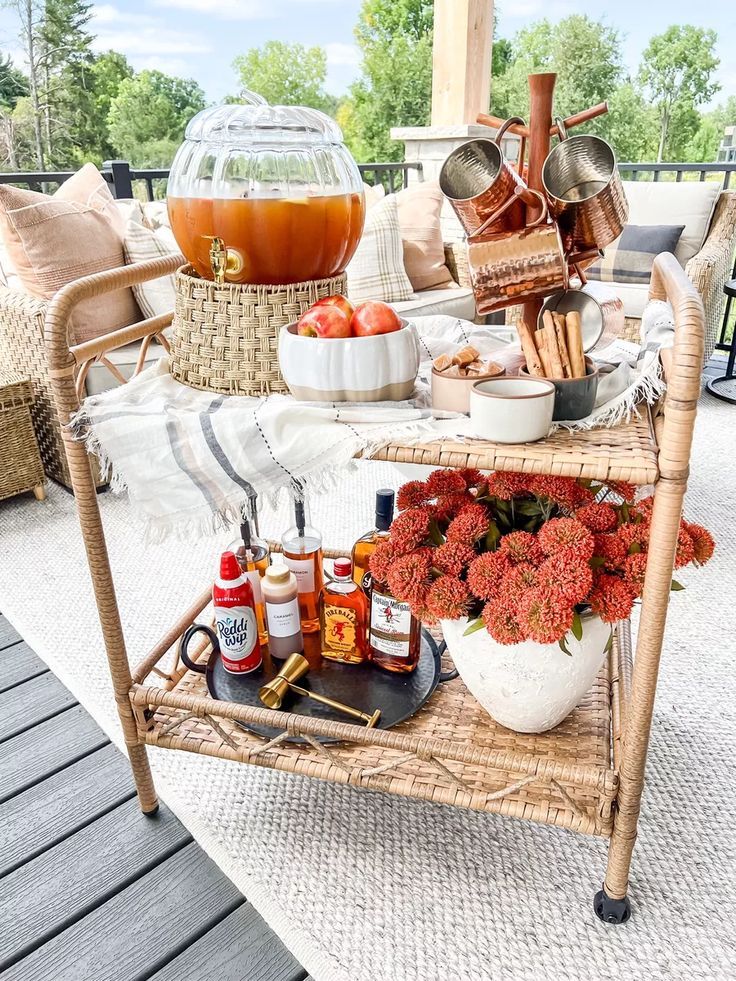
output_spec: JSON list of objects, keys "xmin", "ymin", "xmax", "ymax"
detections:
[{"xmin": 431, "ymin": 0, "xmax": 494, "ymax": 126}]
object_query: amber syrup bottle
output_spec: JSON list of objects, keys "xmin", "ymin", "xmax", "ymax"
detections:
[
  {"xmin": 282, "ymin": 491, "xmax": 324, "ymax": 634},
  {"xmin": 320, "ymin": 558, "xmax": 369, "ymax": 665},
  {"xmin": 229, "ymin": 518, "xmax": 270, "ymax": 647},
  {"xmin": 352, "ymin": 488, "xmax": 395, "ymax": 589}
]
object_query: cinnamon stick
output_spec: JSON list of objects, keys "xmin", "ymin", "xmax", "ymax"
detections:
[
  {"xmin": 518, "ymin": 320, "xmax": 544, "ymax": 377},
  {"xmin": 551, "ymin": 312, "xmax": 572, "ymax": 378},
  {"xmin": 566, "ymin": 311, "xmax": 586, "ymax": 378},
  {"xmin": 536, "ymin": 328, "xmax": 553, "ymax": 377},
  {"xmin": 541, "ymin": 321, "xmax": 564, "ymax": 378}
]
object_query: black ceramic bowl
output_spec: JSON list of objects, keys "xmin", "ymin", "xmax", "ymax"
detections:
[{"xmin": 521, "ymin": 357, "xmax": 599, "ymax": 421}]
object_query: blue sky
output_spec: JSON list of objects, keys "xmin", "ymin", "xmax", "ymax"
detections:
[{"xmin": 0, "ymin": 0, "xmax": 734, "ymax": 108}]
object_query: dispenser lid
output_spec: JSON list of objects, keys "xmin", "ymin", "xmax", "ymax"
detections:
[{"xmin": 184, "ymin": 90, "xmax": 345, "ymax": 147}]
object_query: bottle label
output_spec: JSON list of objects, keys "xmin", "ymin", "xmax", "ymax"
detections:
[
  {"xmin": 283, "ymin": 556, "xmax": 315, "ymax": 593},
  {"xmin": 370, "ymin": 591, "xmax": 412, "ymax": 658},
  {"xmin": 323, "ymin": 604, "xmax": 357, "ymax": 654},
  {"xmin": 244, "ymin": 569, "xmax": 263, "ymax": 605},
  {"xmin": 214, "ymin": 605, "xmax": 260, "ymax": 672},
  {"xmin": 266, "ymin": 597, "xmax": 301, "ymax": 638}
]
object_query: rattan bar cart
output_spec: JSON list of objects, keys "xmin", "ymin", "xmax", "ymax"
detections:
[{"xmin": 45, "ymin": 251, "xmax": 704, "ymax": 925}]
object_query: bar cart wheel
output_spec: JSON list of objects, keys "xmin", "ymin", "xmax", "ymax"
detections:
[{"xmin": 594, "ymin": 888, "xmax": 631, "ymax": 925}]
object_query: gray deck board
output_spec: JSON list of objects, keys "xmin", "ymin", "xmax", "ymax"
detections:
[
  {"xmin": 0, "ymin": 613, "xmax": 308, "ymax": 980},
  {"xmin": 148, "ymin": 904, "xmax": 307, "ymax": 981},
  {"xmin": 0, "ymin": 704, "xmax": 108, "ymax": 804},
  {"xmin": 0, "ymin": 800, "xmax": 192, "ymax": 971},
  {"xmin": 3, "ymin": 843, "xmax": 243, "ymax": 981},
  {"xmin": 0, "ymin": 640, "xmax": 48, "ymax": 692},
  {"xmin": 0, "ymin": 614, "xmax": 21, "ymax": 649},
  {"xmin": 0, "ymin": 670, "xmax": 77, "ymax": 742},
  {"xmin": 0, "ymin": 743, "xmax": 135, "ymax": 875}
]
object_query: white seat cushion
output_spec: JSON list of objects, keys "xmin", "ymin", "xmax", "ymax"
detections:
[
  {"xmin": 392, "ymin": 286, "xmax": 476, "ymax": 320},
  {"xmin": 622, "ymin": 180, "xmax": 720, "ymax": 265},
  {"xmin": 586, "ymin": 279, "xmax": 649, "ymax": 320}
]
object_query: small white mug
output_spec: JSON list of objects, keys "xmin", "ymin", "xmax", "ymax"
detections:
[{"xmin": 469, "ymin": 376, "xmax": 555, "ymax": 443}]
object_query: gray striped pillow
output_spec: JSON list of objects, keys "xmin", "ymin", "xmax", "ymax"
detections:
[{"xmin": 586, "ymin": 224, "xmax": 685, "ymax": 284}]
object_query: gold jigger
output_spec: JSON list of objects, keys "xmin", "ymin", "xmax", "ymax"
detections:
[{"xmin": 258, "ymin": 653, "xmax": 381, "ymax": 728}]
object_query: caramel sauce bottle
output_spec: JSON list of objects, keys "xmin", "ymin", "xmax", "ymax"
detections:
[
  {"xmin": 282, "ymin": 493, "xmax": 323, "ymax": 634},
  {"xmin": 320, "ymin": 558, "xmax": 369, "ymax": 665},
  {"xmin": 368, "ymin": 576, "xmax": 421, "ymax": 674},
  {"xmin": 352, "ymin": 489, "xmax": 395, "ymax": 589}
]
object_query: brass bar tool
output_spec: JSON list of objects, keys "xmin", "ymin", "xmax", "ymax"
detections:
[{"xmin": 258, "ymin": 653, "xmax": 381, "ymax": 728}]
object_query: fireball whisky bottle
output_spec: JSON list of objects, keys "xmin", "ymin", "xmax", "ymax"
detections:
[{"xmin": 319, "ymin": 558, "xmax": 369, "ymax": 665}]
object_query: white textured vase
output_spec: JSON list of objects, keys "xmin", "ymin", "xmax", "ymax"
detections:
[{"xmin": 440, "ymin": 614, "xmax": 612, "ymax": 733}]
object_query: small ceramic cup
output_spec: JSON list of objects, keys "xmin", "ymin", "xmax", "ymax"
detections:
[
  {"xmin": 431, "ymin": 362, "xmax": 505, "ymax": 414},
  {"xmin": 469, "ymin": 376, "xmax": 555, "ymax": 443}
]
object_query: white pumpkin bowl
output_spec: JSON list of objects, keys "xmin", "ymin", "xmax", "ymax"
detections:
[{"xmin": 278, "ymin": 319, "xmax": 421, "ymax": 402}]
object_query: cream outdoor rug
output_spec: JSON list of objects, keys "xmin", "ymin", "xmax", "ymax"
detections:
[{"xmin": 0, "ymin": 397, "xmax": 734, "ymax": 981}]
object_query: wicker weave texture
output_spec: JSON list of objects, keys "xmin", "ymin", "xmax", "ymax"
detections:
[
  {"xmin": 0, "ymin": 370, "xmax": 44, "ymax": 501},
  {"xmin": 370, "ymin": 408, "xmax": 658, "ymax": 485},
  {"xmin": 170, "ymin": 267, "xmax": 348, "ymax": 397},
  {"xmin": 135, "ymin": 623, "xmax": 629, "ymax": 837}
]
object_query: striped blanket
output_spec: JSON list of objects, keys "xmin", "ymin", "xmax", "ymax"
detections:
[{"xmin": 73, "ymin": 306, "xmax": 673, "ymax": 541}]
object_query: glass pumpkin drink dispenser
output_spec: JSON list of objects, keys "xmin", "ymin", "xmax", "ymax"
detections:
[{"xmin": 166, "ymin": 92, "xmax": 365, "ymax": 285}]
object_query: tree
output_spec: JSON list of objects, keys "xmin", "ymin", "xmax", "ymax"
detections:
[
  {"xmin": 491, "ymin": 15, "xmax": 623, "ymax": 133},
  {"xmin": 639, "ymin": 25, "xmax": 720, "ymax": 162},
  {"xmin": 39, "ymin": 0, "xmax": 93, "ymax": 163},
  {"xmin": 232, "ymin": 41, "xmax": 334, "ymax": 113},
  {"xmin": 0, "ymin": 51, "xmax": 28, "ymax": 109},
  {"xmin": 342, "ymin": 0, "xmax": 433, "ymax": 162},
  {"xmin": 604, "ymin": 81, "xmax": 659, "ymax": 163},
  {"xmin": 64, "ymin": 50, "xmax": 132, "ymax": 165},
  {"xmin": 684, "ymin": 96, "xmax": 736, "ymax": 163},
  {"xmin": 107, "ymin": 70, "xmax": 206, "ymax": 166}
]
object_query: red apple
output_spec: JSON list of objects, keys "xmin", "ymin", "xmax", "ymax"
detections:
[
  {"xmin": 351, "ymin": 301, "xmax": 402, "ymax": 337},
  {"xmin": 312, "ymin": 294, "xmax": 354, "ymax": 319},
  {"xmin": 296, "ymin": 306, "xmax": 351, "ymax": 338}
]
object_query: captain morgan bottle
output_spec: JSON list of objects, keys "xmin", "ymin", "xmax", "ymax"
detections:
[{"xmin": 213, "ymin": 550, "xmax": 262, "ymax": 674}]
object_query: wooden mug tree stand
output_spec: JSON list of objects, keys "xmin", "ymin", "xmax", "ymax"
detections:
[{"xmin": 46, "ymin": 76, "xmax": 704, "ymax": 923}]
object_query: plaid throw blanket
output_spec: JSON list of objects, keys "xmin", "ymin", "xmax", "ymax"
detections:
[{"xmin": 74, "ymin": 302, "xmax": 674, "ymax": 540}]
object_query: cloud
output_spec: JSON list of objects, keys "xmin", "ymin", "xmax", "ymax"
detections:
[
  {"xmin": 92, "ymin": 29, "xmax": 212, "ymax": 56},
  {"xmin": 151, "ymin": 0, "xmax": 270, "ymax": 19},
  {"xmin": 324, "ymin": 43, "xmax": 361, "ymax": 68}
]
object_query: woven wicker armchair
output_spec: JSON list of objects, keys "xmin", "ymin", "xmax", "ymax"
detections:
[{"xmin": 0, "ymin": 255, "xmax": 183, "ymax": 488}]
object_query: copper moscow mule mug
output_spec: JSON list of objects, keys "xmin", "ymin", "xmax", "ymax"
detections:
[
  {"xmin": 466, "ymin": 188, "xmax": 571, "ymax": 315},
  {"xmin": 542, "ymin": 119, "xmax": 628, "ymax": 252},
  {"xmin": 439, "ymin": 117, "xmax": 531, "ymax": 236}
]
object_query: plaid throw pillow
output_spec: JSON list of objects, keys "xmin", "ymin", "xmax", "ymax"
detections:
[
  {"xmin": 586, "ymin": 224, "xmax": 685, "ymax": 284},
  {"xmin": 123, "ymin": 219, "xmax": 179, "ymax": 318},
  {"xmin": 346, "ymin": 194, "xmax": 414, "ymax": 304}
]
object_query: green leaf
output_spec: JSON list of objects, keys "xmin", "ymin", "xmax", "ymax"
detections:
[
  {"xmin": 671, "ymin": 579, "xmax": 685, "ymax": 591},
  {"xmin": 558, "ymin": 636, "xmax": 572, "ymax": 656},
  {"xmin": 571, "ymin": 611, "xmax": 583, "ymax": 642},
  {"xmin": 514, "ymin": 501, "xmax": 543, "ymax": 516},
  {"xmin": 603, "ymin": 631, "xmax": 614, "ymax": 654},
  {"xmin": 463, "ymin": 617, "xmax": 486, "ymax": 637},
  {"xmin": 589, "ymin": 556, "xmax": 606, "ymax": 568},
  {"xmin": 628, "ymin": 541, "xmax": 641, "ymax": 555},
  {"xmin": 620, "ymin": 502, "xmax": 630, "ymax": 521},
  {"xmin": 485, "ymin": 520, "xmax": 501, "ymax": 552},
  {"xmin": 428, "ymin": 519, "xmax": 444, "ymax": 547}
]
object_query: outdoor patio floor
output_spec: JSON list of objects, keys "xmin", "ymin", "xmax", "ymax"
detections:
[{"xmin": 0, "ymin": 612, "xmax": 311, "ymax": 981}]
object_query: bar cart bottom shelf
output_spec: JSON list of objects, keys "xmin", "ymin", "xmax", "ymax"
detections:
[{"xmin": 134, "ymin": 621, "xmax": 632, "ymax": 840}]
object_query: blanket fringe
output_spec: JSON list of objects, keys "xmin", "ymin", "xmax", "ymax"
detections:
[{"xmin": 556, "ymin": 357, "xmax": 665, "ymax": 433}]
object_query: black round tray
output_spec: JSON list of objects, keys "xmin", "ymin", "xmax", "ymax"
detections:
[{"xmin": 181, "ymin": 626, "xmax": 452, "ymax": 744}]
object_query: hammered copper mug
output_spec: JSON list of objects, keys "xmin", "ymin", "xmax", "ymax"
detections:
[
  {"xmin": 542, "ymin": 119, "xmax": 628, "ymax": 252},
  {"xmin": 467, "ymin": 188, "xmax": 571, "ymax": 314},
  {"xmin": 439, "ymin": 117, "xmax": 530, "ymax": 236}
]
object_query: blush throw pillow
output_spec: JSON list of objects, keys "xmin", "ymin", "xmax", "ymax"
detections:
[
  {"xmin": 0, "ymin": 163, "xmax": 140, "ymax": 343},
  {"xmin": 346, "ymin": 193, "xmax": 414, "ymax": 304},
  {"xmin": 395, "ymin": 181, "xmax": 455, "ymax": 292}
]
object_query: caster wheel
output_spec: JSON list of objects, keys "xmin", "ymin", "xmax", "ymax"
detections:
[
  {"xmin": 594, "ymin": 887, "xmax": 631, "ymax": 924},
  {"xmin": 142, "ymin": 803, "xmax": 160, "ymax": 818}
]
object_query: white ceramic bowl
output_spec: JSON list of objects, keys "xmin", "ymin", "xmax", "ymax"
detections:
[
  {"xmin": 278, "ymin": 320, "xmax": 421, "ymax": 402},
  {"xmin": 469, "ymin": 376, "xmax": 555, "ymax": 443}
]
